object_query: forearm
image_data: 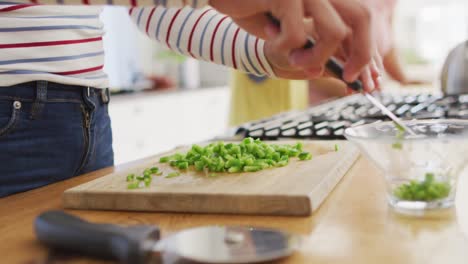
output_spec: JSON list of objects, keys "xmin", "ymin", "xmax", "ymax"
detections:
[
  {"xmin": 4, "ymin": 0, "xmax": 208, "ymax": 7},
  {"xmin": 130, "ymin": 6, "xmax": 275, "ymax": 77},
  {"xmin": 383, "ymin": 47, "xmax": 408, "ymax": 84}
]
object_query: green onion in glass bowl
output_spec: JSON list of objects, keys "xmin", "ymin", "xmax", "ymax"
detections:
[{"xmin": 345, "ymin": 119, "xmax": 468, "ymax": 215}]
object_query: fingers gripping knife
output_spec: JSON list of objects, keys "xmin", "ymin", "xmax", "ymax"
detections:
[
  {"xmin": 266, "ymin": 13, "xmax": 416, "ymax": 134},
  {"xmin": 34, "ymin": 211, "xmax": 301, "ymax": 264}
]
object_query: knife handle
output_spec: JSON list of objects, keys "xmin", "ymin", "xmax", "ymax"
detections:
[
  {"xmin": 34, "ymin": 210, "xmax": 160, "ymax": 264},
  {"xmin": 265, "ymin": 13, "xmax": 363, "ymax": 92}
]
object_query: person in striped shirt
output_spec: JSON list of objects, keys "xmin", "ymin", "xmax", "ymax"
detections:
[{"xmin": 0, "ymin": 0, "xmax": 381, "ymax": 197}]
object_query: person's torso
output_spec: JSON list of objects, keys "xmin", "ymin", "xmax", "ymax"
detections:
[{"xmin": 0, "ymin": 3, "xmax": 108, "ymax": 88}]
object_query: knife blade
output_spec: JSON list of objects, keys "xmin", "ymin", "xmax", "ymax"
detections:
[{"xmin": 364, "ymin": 93, "xmax": 416, "ymax": 135}]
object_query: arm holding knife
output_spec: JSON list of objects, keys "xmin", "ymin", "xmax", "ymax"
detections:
[
  {"xmin": 141, "ymin": 0, "xmax": 382, "ymax": 91},
  {"xmin": 6, "ymin": 0, "xmax": 381, "ymax": 91}
]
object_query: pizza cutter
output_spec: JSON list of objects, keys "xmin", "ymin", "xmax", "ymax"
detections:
[{"xmin": 35, "ymin": 211, "xmax": 301, "ymax": 264}]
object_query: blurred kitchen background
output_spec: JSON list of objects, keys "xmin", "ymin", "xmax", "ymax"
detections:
[{"xmin": 101, "ymin": 0, "xmax": 468, "ymax": 164}]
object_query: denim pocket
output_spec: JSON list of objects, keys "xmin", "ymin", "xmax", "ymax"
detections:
[{"xmin": 0, "ymin": 100, "xmax": 22, "ymax": 138}]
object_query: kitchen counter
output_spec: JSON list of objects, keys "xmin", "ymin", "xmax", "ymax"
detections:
[{"xmin": 1, "ymin": 154, "xmax": 468, "ymax": 264}]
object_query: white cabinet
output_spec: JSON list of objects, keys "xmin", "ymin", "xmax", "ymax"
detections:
[{"xmin": 109, "ymin": 87, "xmax": 230, "ymax": 165}]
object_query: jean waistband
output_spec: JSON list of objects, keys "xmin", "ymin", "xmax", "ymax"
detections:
[{"xmin": 0, "ymin": 81, "xmax": 110, "ymax": 104}]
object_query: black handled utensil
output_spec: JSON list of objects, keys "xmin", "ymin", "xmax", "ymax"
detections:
[{"xmin": 35, "ymin": 210, "xmax": 300, "ymax": 264}]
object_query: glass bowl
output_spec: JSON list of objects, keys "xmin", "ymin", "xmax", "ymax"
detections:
[{"xmin": 345, "ymin": 119, "xmax": 468, "ymax": 215}]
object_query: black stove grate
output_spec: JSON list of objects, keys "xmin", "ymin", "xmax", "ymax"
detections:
[{"xmin": 234, "ymin": 93, "xmax": 468, "ymax": 140}]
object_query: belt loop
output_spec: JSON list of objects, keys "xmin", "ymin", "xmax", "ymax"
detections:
[
  {"xmin": 82, "ymin": 86, "xmax": 96, "ymax": 112},
  {"xmin": 101, "ymin": 88, "xmax": 110, "ymax": 104},
  {"xmin": 30, "ymin": 80, "xmax": 48, "ymax": 120}
]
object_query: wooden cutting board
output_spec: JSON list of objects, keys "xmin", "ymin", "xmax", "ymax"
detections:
[{"xmin": 63, "ymin": 140, "xmax": 359, "ymax": 216}]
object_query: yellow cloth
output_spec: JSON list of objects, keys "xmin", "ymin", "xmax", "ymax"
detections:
[{"xmin": 229, "ymin": 71, "xmax": 309, "ymax": 126}]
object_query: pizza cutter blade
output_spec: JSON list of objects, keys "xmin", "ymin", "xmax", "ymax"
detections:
[{"xmin": 35, "ymin": 211, "xmax": 301, "ymax": 264}]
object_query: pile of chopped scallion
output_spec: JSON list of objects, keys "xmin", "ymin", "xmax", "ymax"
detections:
[
  {"xmin": 393, "ymin": 173, "xmax": 451, "ymax": 201},
  {"xmin": 159, "ymin": 138, "xmax": 311, "ymax": 173},
  {"xmin": 126, "ymin": 138, "xmax": 316, "ymax": 189}
]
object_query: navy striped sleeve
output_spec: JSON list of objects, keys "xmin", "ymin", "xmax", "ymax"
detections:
[{"xmin": 131, "ymin": 6, "xmax": 276, "ymax": 77}]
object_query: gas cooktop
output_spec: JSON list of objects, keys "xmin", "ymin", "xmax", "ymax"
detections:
[{"xmin": 234, "ymin": 93, "xmax": 468, "ymax": 140}]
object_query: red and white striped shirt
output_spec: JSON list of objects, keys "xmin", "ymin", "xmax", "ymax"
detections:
[{"xmin": 0, "ymin": 0, "xmax": 274, "ymax": 88}]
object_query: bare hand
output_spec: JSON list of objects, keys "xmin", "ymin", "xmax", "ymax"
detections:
[{"xmin": 209, "ymin": 0, "xmax": 382, "ymax": 91}]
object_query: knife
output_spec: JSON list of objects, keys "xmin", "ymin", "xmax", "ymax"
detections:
[
  {"xmin": 266, "ymin": 13, "xmax": 416, "ymax": 134},
  {"xmin": 35, "ymin": 211, "xmax": 300, "ymax": 264}
]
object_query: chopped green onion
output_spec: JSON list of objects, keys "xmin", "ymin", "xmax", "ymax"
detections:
[
  {"xmin": 243, "ymin": 137, "xmax": 254, "ymax": 144},
  {"xmin": 156, "ymin": 138, "xmax": 312, "ymax": 176},
  {"xmin": 393, "ymin": 173, "xmax": 451, "ymax": 201},
  {"xmin": 127, "ymin": 182, "xmax": 139, "ymax": 189},
  {"xmin": 287, "ymin": 148, "xmax": 299, "ymax": 157},
  {"xmin": 298, "ymin": 152, "xmax": 312, "ymax": 161},
  {"xmin": 126, "ymin": 174, "xmax": 135, "ymax": 182},
  {"xmin": 392, "ymin": 142, "xmax": 403, "ymax": 150},
  {"xmin": 295, "ymin": 142, "xmax": 303, "ymax": 152},
  {"xmin": 172, "ymin": 153, "xmax": 183, "ymax": 161},
  {"xmin": 192, "ymin": 144, "xmax": 203, "ymax": 154},
  {"xmin": 194, "ymin": 160, "xmax": 205, "ymax": 171},
  {"xmin": 159, "ymin": 156, "xmax": 170, "ymax": 163},
  {"xmin": 243, "ymin": 165, "xmax": 262, "ymax": 172},
  {"xmin": 275, "ymin": 160, "xmax": 288, "ymax": 167},
  {"xmin": 394, "ymin": 121, "xmax": 406, "ymax": 134},
  {"xmin": 165, "ymin": 172, "xmax": 181, "ymax": 178},
  {"xmin": 228, "ymin": 166, "xmax": 242, "ymax": 173},
  {"xmin": 254, "ymin": 160, "xmax": 270, "ymax": 169},
  {"xmin": 136, "ymin": 175, "xmax": 145, "ymax": 181},
  {"xmin": 144, "ymin": 177, "xmax": 152, "ymax": 187},
  {"xmin": 176, "ymin": 161, "xmax": 189, "ymax": 170},
  {"xmin": 334, "ymin": 144, "xmax": 339, "ymax": 152},
  {"xmin": 392, "ymin": 122, "xmax": 406, "ymax": 150},
  {"xmin": 425, "ymin": 172, "xmax": 435, "ymax": 182},
  {"xmin": 226, "ymin": 159, "xmax": 241, "ymax": 168}
]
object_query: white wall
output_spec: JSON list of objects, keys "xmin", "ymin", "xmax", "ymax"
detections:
[
  {"xmin": 109, "ymin": 87, "xmax": 230, "ymax": 165},
  {"xmin": 394, "ymin": 0, "xmax": 468, "ymax": 66},
  {"xmin": 101, "ymin": 7, "xmax": 143, "ymax": 89},
  {"xmin": 101, "ymin": 6, "xmax": 229, "ymax": 90}
]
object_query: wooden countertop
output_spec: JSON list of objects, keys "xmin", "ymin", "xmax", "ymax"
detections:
[{"xmin": 1, "ymin": 155, "xmax": 468, "ymax": 264}]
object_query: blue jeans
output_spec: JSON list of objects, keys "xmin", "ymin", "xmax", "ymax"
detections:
[{"xmin": 0, "ymin": 81, "xmax": 114, "ymax": 197}]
